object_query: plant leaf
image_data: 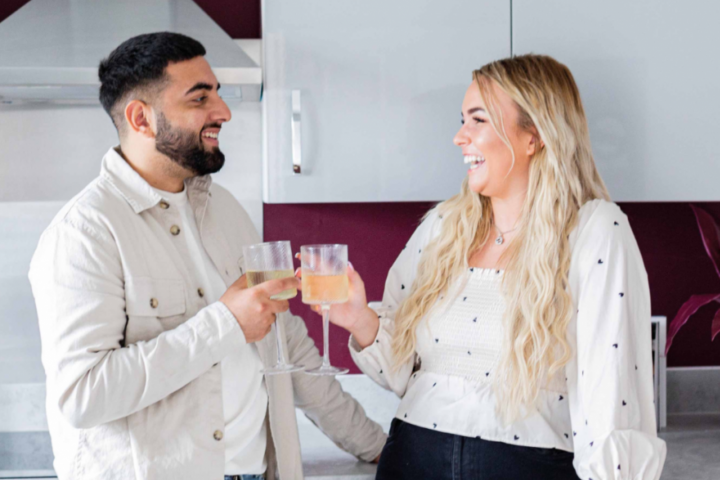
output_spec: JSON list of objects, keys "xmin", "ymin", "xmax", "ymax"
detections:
[
  {"xmin": 666, "ymin": 293, "xmax": 720, "ymax": 355},
  {"xmin": 712, "ymin": 307, "xmax": 720, "ymax": 342},
  {"xmin": 690, "ymin": 205, "xmax": 720, "ymax": 279}
]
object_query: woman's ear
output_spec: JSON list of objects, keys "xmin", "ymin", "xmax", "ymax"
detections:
[{"xmin": 526, "ymin": 130, "xmax": 544, "ymax": 158}]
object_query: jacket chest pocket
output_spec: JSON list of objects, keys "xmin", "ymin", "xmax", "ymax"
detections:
[{"xmin": 125, "ymin": 277, "xmax": 187, "ymax": 318}]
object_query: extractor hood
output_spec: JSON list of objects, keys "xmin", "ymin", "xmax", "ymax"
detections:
[{"xmin": 0, "ymin": 0, "xmax": 262, "ymax": 105}]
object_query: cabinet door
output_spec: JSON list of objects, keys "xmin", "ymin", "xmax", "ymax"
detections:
[
  {"xmin": 513, "ymin": 0, "xmax": 720, "ymax": 201},
  {"xmin": 263, "ymin": 0, "xmax": 511, "ymax": 203}
]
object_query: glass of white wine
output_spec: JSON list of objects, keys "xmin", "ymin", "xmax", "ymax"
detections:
[
  {"xmin": 243, "ymin": 241, "xmax": 304, "ymax": 375},
  {"xmin": 300, "ymin": 244, "xmax": 350, "ymax": 376}
]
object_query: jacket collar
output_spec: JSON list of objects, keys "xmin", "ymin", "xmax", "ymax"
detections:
[{"xmin": 101, "ymin": 146, "xmax": 212, "ymax": 214}]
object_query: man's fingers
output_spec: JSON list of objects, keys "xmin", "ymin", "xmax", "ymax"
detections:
[
  {"xmin": 268, "ymin": 299, "xmax": 290, "ymax": 313},
  {"xmin": 258, "ymin": 276, "xmax": 300, "ymax": 296}
]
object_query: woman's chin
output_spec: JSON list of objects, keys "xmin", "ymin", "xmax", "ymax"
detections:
[{"xmin": 468, "ymin": 178, "xmax": 488, "ymax": 196}]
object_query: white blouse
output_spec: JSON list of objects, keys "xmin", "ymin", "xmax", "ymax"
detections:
[{"xmin": 349, "ymin": 199, "xmax": 667, "ymax": 480}]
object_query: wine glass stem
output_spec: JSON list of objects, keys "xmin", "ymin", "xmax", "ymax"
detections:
[
  {"xmin": 321, "ymin": 304, "xmax": 331, "ymax": 369},
  {"xmin": 274, "ymin": 317, "xmax": 288, "ymax": 367}
]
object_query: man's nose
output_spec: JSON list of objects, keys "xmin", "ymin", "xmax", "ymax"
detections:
[{"xmin": 211, "ymin": 95, "xmax": 232, "ymax": 124}]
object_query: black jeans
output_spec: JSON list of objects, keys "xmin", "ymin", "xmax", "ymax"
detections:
[{"xmin": 376, "ymin": 419, "xmax": 580, "ymax": 480}]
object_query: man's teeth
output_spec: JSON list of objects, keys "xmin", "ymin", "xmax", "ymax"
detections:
[{"xmin": 202, "ymin": 132, "xmax": 218, "ymax": 139}]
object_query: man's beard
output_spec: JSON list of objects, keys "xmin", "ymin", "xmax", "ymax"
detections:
[{"xmin": 155, "ymin": 112, "xmax": 225, "ymax": 176}]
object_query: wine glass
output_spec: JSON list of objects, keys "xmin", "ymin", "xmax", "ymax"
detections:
[
  {"xmin": 300, "ymin": 244, "xmax": 350, "ymax": 376},
  {"xmin": 243, "ymin": 241, "xmax": 304, "ymax": 375}
]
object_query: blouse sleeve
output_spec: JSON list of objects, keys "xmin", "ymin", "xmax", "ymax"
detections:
[
  {"xmin": 567, "ymin": 201, "xmax": 667, "ymax": 480},
  {"xmin": 349, "ymin": 209, "xmax": 442, "ymax": 398}
]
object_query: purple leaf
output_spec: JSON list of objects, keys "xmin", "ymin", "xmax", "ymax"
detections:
[
  {"xmin": 690, "ymin": 205, "xmax": 720, "ymax": 279},
  {"xmin": 666, "ymin": 293, "xmax": 720, "ymax": 355},
  {"xmin": 712, "ymin": 307, "xmax": 720, "ymax": 342}
]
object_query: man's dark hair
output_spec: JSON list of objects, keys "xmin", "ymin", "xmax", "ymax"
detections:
[{"xmin": 98, "ymin": 32, "xmax": 206, "ymax": 132}]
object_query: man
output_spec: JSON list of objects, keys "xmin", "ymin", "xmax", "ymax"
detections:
[{"xmin": 29, "ymin": 32, "xmax": 385, "ymax": 480}]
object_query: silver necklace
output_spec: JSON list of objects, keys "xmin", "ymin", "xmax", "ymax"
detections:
[{"xmin": 493, "ymin": 223, "xmax": 518, "ymax": 245}]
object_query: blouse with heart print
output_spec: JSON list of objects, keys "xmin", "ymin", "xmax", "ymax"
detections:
[{"xmin": 349, "ymin": 199, "xmax": 667, "ymax": 480}]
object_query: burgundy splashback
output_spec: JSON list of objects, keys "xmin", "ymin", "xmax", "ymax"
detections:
[
  {"xmin": 193, "ymin": 0, "xmax": 261, "ymax": 39},
  {"xmin": 265, "ymin": 202, "xmax": 720, "ymax": 369},
  {"xmin": 0, "ymin": 0, "xmax": 30, "ymax": 23},
  {"xmin": 0, "ymin": 1, "xmax": 261, "ymax": 38}
]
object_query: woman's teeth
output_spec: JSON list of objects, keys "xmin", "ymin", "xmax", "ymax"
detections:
[{"xmin": 463, "ymin": 155, "xmax": 485, "ymax": 170}]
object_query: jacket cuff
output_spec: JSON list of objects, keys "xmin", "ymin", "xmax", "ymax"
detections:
[
  {"xmin": 195, "ymin": 301, "xmax": 246, "ymax": 362},
  {"xmin": 358, "ymin": 431, "xmax": 388, "ymax": 463}
]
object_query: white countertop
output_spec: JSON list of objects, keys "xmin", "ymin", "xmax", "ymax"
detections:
[
  {"xmin": 0, "ymin": 375, "xmax": 401, "ymax": 479},
  {"xmin": 298, "ymin": 374, "xmax": 399, "ymax": 479}
]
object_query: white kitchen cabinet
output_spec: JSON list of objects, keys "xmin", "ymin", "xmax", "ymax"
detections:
[
  {"xmin": 513, "ymin": 0, "xmax": 720, "ymax": 201},
  {"xmin": 262, "ymin": 0, "xmax": 511, "ymax": 203}
]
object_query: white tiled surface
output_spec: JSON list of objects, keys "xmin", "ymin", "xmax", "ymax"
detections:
[
  {"xmin": 0, "ymin": 384, "xmax": 47, "ymax": 433},
  {"xmin": 0, "ymin": 202, "xmax": 65, "ymax": 385},
  {"xmin": 667, "ymin": 367, "xmax": 720, "ymax": 414}
]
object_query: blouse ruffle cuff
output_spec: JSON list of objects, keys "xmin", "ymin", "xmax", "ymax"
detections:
[{"xmin": 574, "ymin": 429, "xmax": 667, "ymax": 480}]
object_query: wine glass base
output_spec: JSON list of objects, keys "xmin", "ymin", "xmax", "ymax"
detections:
[
  {"xmin": 304, "ymin": 365, "xmax": 349, "ymax": 376},
  {"xmin": 262, "ymin": 364, "xmax": 305, "ymax": 376}
]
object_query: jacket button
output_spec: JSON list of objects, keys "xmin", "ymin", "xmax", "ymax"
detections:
[
  {"xmin": 213, "ymin": 430, "xmax": 223, "ymax": 441},
  {"xmin": 150, "ymin": 298, "xmax": 159, "ymax": 309},
  {"xmin": 198, "ymin": 288, "xmax": 205, "ymax": 298},
  {"xmin": 170, "ymin": 225, "xmax": 181, "ymax": 236},
  {"xmin": 159, "ymin": 200, "xmax": 170, "ymax": 209}
]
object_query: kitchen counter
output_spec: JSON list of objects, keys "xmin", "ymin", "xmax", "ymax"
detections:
[
  {"xmin": 0, "ymin": 427, "xmax": 381, "ymax": 480},
  {"xmin": 2, "ymin": 378, "xmax": 717, "ymax": 479},
  {"xmin": 0, "ymin": 376, "xmax": 399, "ymax": 480}
]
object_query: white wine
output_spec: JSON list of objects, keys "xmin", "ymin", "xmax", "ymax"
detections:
[
  {"xmin": 302, "ymin": 273, "xmax": 349, "ymax": 305},
  {"xmin": 247, "ymin": 270, "xmax": 297, "ymax": 300}
]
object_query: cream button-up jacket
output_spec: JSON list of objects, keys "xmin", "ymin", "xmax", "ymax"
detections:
[{"xmin": 28, "ymin": 147, "xmax": 386, "ymax": 480}]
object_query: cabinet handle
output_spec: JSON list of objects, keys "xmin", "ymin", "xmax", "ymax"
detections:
[{"xmin": 291, "ymin": 90, "xmax": 302, "ymax": 174}]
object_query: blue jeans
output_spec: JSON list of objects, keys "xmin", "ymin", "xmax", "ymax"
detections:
[
  {"xmin": 376, "ymin": 419, "xmax": 580, "ymax": 480},
  {"xmin": 224, "ymin": 475, "xmax": 265, "ymax": 480}
]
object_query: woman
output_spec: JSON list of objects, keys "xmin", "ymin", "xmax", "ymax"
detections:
[{"xmin": 313, "ymin": 54, "xmax": 666, "ymax": 479}]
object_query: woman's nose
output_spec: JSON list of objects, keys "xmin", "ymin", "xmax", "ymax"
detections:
[{"xmin": 453, "ymin": 125, "xmax": 470, "ymax": 147}]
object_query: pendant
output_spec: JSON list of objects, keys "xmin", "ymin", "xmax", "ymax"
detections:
[{"xmin": 495, "ymin": 234, "xmax": 504, "ymax": 245}]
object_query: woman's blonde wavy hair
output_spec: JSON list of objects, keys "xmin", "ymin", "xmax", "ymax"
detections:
[{"xmin": 391, "ymin": 54, "xmax": 610, "ymax": 423}]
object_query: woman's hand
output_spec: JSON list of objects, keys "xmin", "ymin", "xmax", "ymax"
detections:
[{"xmin": 297, "ymin": 264, "xmax": 380, "ymax": 348}]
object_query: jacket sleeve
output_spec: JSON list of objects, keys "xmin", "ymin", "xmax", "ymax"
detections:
[
  {"xmin": 349, "ymin": 209, "xmax": 442, "ymax": 398},
  {"xmin": 29, "ymin": 218, "xmax": 245, "ymax": 429},
  {"xmin": 281, "ymin": 311, "xmax": 387, "ymax": 462},
  {"xmin": 567, "ymin": 202, "xmax": 667, "ymax": 480}
]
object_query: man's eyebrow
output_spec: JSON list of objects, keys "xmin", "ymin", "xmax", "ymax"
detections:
[{"xmin": 184, "ymin": 82, "xmax": 220, "ymax": 95}]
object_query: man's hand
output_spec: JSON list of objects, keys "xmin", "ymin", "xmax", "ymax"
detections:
[{"xmin": 220, "ymin": 275, "xmax": 299, "ymax": 343}]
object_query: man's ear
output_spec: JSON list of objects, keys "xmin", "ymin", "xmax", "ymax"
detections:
[{"xmin": 124, "ymin": 100, "xmax": 156, "ymax": 139}]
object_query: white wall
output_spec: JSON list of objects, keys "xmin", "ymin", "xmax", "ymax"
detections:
[{"xmin": 0, "ymin": 101, "xmax": 263, "ymax": 384}]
